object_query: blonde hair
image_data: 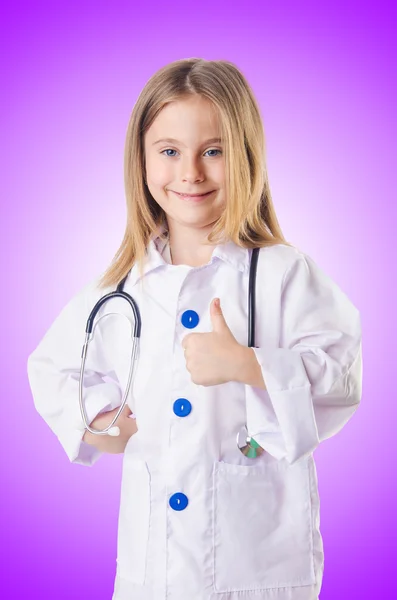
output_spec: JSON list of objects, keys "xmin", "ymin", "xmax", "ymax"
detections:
[{"xmin": 97, "ymin": 57, "xmax": 293, "ymax": 290}]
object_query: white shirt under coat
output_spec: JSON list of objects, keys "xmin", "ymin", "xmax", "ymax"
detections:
[{"xmin": 27, "ymin": 225, "xmax": 362, "ymax": 600}]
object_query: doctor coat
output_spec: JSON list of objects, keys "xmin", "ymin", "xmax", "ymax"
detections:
[{"xmin": 27, "ymin": 226, "xmax": 362, "ymax": 600}]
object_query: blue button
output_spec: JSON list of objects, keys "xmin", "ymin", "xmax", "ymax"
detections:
[
  {"xmin": 181, "ymin": 310, "xmax": 199, "ymax": 329},
  {"xmin": 169, "ymin": 493, "xmax": 189, "ymax": 511},
  {"xmin": 173, "ymin": 398, "xmax": 192, "ymax": 417}
]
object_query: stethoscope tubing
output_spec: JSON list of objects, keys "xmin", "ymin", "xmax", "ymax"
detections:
[{"xmin": 79, "ymin": 290, "xmax": 142, "ymax": 437}]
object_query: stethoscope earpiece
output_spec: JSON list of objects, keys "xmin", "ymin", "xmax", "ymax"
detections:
[{"xmin": 108, "ymin": 427, "xmax": 121, "ymax": 437}]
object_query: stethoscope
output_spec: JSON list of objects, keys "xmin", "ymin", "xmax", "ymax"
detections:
[{"xmin": 79, "ymin": 247, "xmax": 265, "ymax": 458}]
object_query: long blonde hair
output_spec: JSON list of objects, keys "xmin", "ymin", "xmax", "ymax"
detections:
[{"xmin": 97, "ymin": 58, "xmax": 293, "ymax": 290}]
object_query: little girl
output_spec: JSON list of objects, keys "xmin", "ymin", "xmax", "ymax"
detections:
[{"xmin": 27, "ymin": 58, "xmax": 362, "ymax": 600}]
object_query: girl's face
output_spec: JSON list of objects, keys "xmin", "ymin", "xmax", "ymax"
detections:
[{"xmin": 143, "ymin": 95, "xmax": 226, "ymax": 233}]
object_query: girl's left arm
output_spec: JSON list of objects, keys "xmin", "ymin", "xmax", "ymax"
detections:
[{"xmin": 242, "ymin": 251, "xmax": 362, "ymax": 465}]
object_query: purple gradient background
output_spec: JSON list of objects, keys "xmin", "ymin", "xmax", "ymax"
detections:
[{"xmin": 1, "ymin": 1, "xmax": 395, "ymax": 598}]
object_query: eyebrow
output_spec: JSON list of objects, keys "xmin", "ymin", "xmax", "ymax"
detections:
[{"xmin": 152, "ymin": 137, "xmax": 222, "ymax": 147}]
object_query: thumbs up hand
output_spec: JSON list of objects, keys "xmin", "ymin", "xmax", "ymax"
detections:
[{"xmin": 182, "ymin": 298, "xmax": 247, "ymax": 386}]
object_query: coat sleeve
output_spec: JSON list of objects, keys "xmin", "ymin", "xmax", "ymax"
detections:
[
  {"xmin": 244, "ymin": 251, "xmax": 362, "ymax": 465},
  {"xmin": 27, "ymin": 277, "xmax": 122, "ymax": 467}
]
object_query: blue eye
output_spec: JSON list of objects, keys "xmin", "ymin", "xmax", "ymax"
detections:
[{"xmin": 160, "ymin": 148, "xmax": 222, "ymax": 158}]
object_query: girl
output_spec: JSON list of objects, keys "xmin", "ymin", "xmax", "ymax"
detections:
[{"xmin": 27, "ymin": 58, "xmax": 362, "ymax": 600}]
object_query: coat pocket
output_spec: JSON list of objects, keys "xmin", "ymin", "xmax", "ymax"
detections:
[
  {"xmin": 116, "ymin": 454, "xmax": 151, "ymax": 585},
  {"xmin": 213, "ymin": 459, "xmax": 316, "ymax": 592}
]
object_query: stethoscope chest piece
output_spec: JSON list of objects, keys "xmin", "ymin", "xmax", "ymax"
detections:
[{"xmin": 236, "ymin": 425, "xmax": 265, "ymax": 458}]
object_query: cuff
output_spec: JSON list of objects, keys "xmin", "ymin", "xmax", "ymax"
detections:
[
  {"xmin": 245, "ymin": 347, "xmax": 319, "ymax": 464},
  {"xmin": 58, "ymin": 381, "xmax": 122, "ymax": 466}
]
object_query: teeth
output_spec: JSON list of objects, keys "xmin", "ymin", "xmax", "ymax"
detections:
[
  {"xmin": 173, "ymin": 191, "xmax": 213, "ymax": 198},
  {"xmin": 180, "ymin": 193, "xmax": 206, "ymax": 197}
]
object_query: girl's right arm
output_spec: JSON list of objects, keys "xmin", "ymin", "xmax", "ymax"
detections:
[{"xmin": 27, "ymin": 276, "xmax": 126, "ymax": 467}]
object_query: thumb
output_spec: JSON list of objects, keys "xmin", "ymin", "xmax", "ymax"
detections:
[
  {"xmin": 210, "ymin": 298, "xmax": 229, "ymax": 333},
  {"xmin": 122, "ymin": 404, "xmax": 133, "ymax": 417}
]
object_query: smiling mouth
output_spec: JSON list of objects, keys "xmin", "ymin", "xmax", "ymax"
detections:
[{"xmin": 171, "ymin": 190, "xmax": 215, "ymax": 198}]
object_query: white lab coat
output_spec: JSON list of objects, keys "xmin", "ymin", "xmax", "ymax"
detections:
[{"xmin": 27, "ymin": 224, "xmax": 362, "ymax": 600}]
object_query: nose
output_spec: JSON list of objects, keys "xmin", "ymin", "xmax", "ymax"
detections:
[{"xmin": 179, "ymin": 155, "xmax": 205, "ymax": 183}]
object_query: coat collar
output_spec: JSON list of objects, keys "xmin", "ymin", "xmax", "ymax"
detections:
[{"xmin": 126, "ymin": 223, "xmax": 250, "ymax": 287}]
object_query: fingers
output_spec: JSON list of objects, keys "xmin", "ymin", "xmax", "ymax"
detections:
[{"xmin": 128, "ymin": 418, "xmax": 138, "ymax": 436}]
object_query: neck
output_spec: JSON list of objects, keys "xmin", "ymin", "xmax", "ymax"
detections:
[{"xmin": 167, "ymin": 227, "xmax": 216, "ymax": 267}]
